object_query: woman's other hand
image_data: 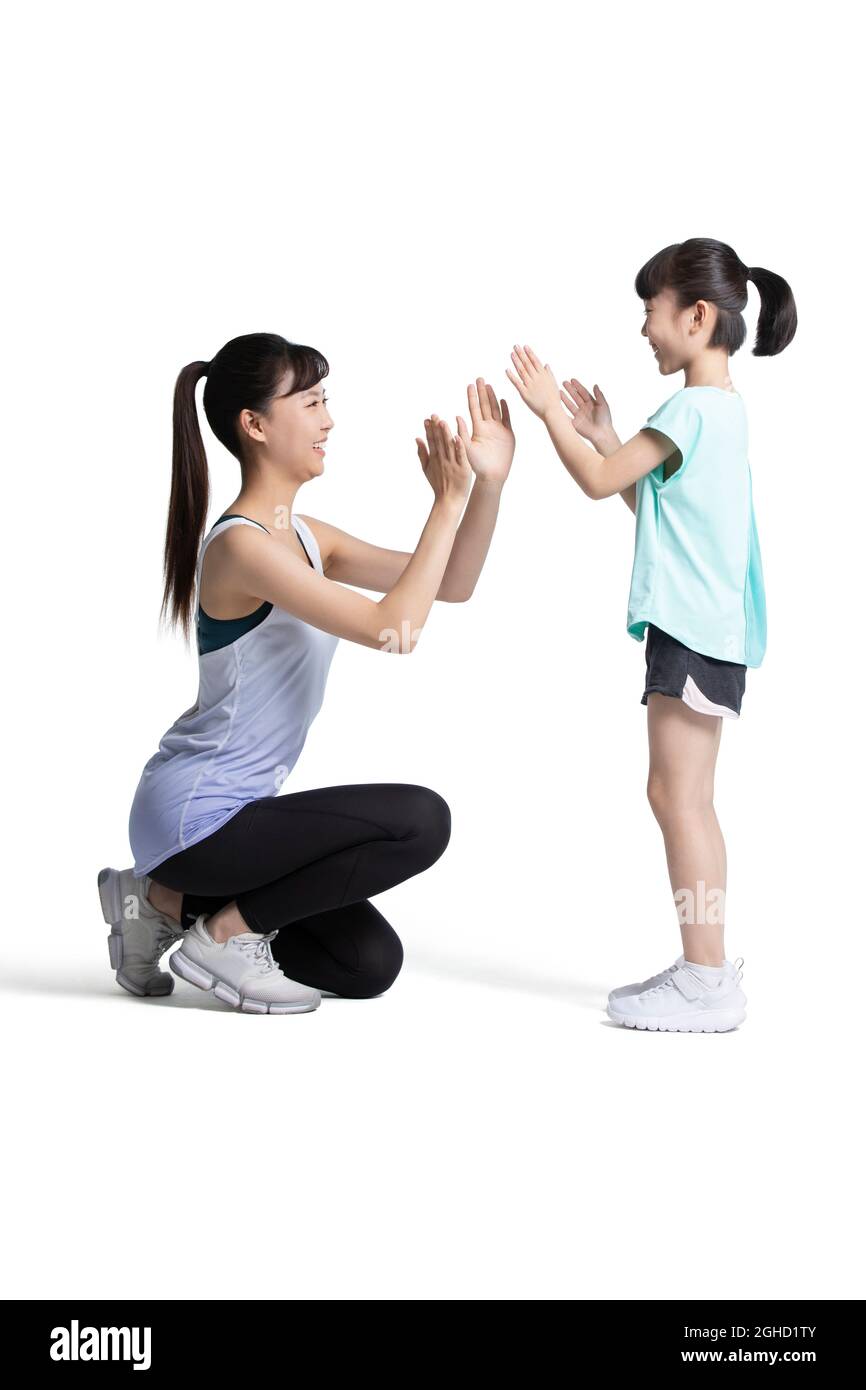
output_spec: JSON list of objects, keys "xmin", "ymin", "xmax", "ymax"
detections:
[
  {"xmin": 416, "ymin": 414, "xmax": 473, "ymax": 507},
  {"xmin": 454, "ymin": 378, "xmax": 515, "ymax": 486}
]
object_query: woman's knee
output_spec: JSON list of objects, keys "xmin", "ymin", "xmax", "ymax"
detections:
[
  {"xmin": 343, "ymin": 925, "xmax": 404, "ymax": 999},
  {"xmin": 398, "ymin": 785, "xmax": 452, "ymax": 863}
]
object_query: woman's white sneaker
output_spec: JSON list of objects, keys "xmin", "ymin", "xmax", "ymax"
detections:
[
  {"xmin": 608, "ymin": 954, "xmax": 685, "ymax": 1002},
  {"xmin": 97, "ymin": 865, "xmax": 184, "ymax": 996},
  {"xmin": 606, "ymin": 958, "xmax": 746, "ymax": 1032},
  {"xmin": 169, "ymin": 915, "xmax": 321, "ymax": 1014}
]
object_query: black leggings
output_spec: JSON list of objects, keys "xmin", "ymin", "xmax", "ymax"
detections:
[{"xmin": 149, "ymin": 783, "xmax": 451, "ymax": 1000}]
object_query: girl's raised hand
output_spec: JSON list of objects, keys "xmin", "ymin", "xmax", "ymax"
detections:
[
  {"xmin": 415, "ymin": 414, "xmax": 473, "ymax": 507},
  {"xmin": 560, "ymin": 378, "xmax": 613, "ymax": 447},
  {"xmin": 505, "ymin": 344, "xmax": 563, "ymax": 420},
  {"xmin": 454, "ymin": 378, "xmax": 515, "ymax": 486}
]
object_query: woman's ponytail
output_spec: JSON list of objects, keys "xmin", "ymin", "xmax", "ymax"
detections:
[
  {"xmin": 748, "ymin": 265, "xmax": 798, "ymax": 357},
  {"xmin": 161, "ymin": 360, "xmax": 211, "ymax": 640}
]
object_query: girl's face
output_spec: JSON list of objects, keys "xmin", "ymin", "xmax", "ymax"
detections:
[
  {"xmin": 641, "ymin": 286, "xmax": 704, "ymax": 376},
  {"xmin": 240, "ymin": 371, "xmax": 334, "ymax": 479}
]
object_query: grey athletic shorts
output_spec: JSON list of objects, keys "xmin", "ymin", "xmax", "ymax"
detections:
[{"xmin": 641, "ymin": 623, "xmax": 746, "ymax": 719}]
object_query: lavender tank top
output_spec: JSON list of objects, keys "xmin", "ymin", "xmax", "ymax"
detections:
[{"xmin": 129, "ymin": 514, "xmax": 339, "ymax": 876}]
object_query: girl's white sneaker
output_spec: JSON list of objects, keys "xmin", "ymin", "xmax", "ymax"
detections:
[
  {"xmin": 98, "ymin": 865, "xmax": 184, "ymax": 996},
  {"xmin": 606, "ymin": 958, "xmax": 746, "ymax": 1033},
  {"xmin": 608, "ymin": 954, "xmax": 685, "ymax": 1002},
  {"xmin": 169, "ymin": 915, "xmax": 321, "ymax": 1014}
]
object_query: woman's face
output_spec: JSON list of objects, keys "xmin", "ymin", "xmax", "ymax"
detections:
[
  {"xmin": 641, "ymin": 286, "xmax": 708, "ymax": 375},
  {"xmin": 240, "ymin": 371, "xmax": 334, "ymax": 478}
]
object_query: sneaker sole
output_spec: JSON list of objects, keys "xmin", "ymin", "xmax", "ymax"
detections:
[
  {"xmin": 169, "ymin": 948, "xmax": 320, "ymax": 1015},
  {"xmin": 97, "ymin": 866, "xmax": 175, "ymax": 998},
  {"xmin": 606, "ymin": 1004, "xmax": 746, "ymax": 1032}
]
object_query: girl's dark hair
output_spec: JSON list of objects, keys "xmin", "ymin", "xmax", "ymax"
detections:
[
  {"xmin": 161, "ymin": 332, "xmax": 329, "ymax": 639},
  {"xmin": 635, "ymin": 237, "xmax": 797, "ymax": 359}
]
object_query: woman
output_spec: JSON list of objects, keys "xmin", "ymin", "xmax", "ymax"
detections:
[{"xmin": 98, "ymin": 332, "xmax": 515, "ymax": 1014}]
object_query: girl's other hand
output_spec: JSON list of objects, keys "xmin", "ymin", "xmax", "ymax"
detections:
[
  {"xmin": 416, "ymin": 414, "xmax": 473, "ymax": 507},
  {"xmin": 505, "ymin": 344, "xmax": 563, "ymax": 420},
  {"xmin": 454, "ymin": 378, "xmax": 515, "ymax": 486},
  {"xmin": 560, "ymin": 378, "xmax": 613, "ymax": 447}
]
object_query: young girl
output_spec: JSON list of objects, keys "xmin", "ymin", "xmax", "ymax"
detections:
[
  {"xmin": 506, "ymin": 237, "xmax": 797, "ymax": 1033},
  {"xmin": 98, "ymin": 332, "xmax": 515, "ymax": 1015}
]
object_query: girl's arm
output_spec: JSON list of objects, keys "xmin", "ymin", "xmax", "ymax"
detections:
[
  {"xmin": 559, "ymin": 378, "xmax": 635, "ymax": 514},
  {"xmin": 594, "ymin": 428, "xmax": 635, "ymax": 513},
  {"xmin": 218, "ymin": 420, "xmax": 472, "ymax": 653},
  {"xmin": 507, "ymin": 345, "xmax": 671, "ymax": 501},
  {"xmin": 304, "ymin": 380, "xmax": 515, "ymax": 601}
]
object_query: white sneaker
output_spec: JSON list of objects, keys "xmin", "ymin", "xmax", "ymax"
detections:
[
  {"xmin": 608, "ymin": 954, "xmax": 685, "ymax": 1002},
  {"xmin": 169, "ymin": 915, "xmax": 321, "ymax": 1014},
  {"xmin": 606, "ymin": 957, "xmax": 746, "ymax": 1032},
  {"xmin": 98, "ymin": 865, "xmax": 184, "ymax": 997}
]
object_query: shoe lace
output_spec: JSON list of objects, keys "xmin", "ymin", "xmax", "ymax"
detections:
[
  {"xmin": 233, "ymin": 931, "xmax": 281, "ymax": 975},
  {"xmin": 149, "ymin": 919, "xmax": 183, "ymax": 964},
  {"xmin": 646, "ymin": 977, "xmax": 676, "ymax": 996}
]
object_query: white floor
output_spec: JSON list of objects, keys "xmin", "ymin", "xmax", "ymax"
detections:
[{"xmin": 1, "ymin": 887, "xmax": 860, "ymax": 1301}]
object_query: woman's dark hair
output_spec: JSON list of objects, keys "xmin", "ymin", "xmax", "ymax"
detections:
[
  {"xmin": 635, "ymin": 237, "xmax": 797, "ymax": 360},
  {"xmin": 162, "ymin": 332, "xmax": 329, "ymax": 639}
]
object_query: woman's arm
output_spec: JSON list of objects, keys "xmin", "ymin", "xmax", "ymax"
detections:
[
  {"xmin": 303, "ymin": 477, "xmax": 504, "ymax": 602},
  {"xmin": 507, "ymin": 345, "xmax": 671, "ymax": 501},
  {"xmin": 217, "ymin": 421, "xmax": 472, "ymax": 653},
  {"xmin": 304, "ymin": 379, "xmax": 515, "ymax": 600}
]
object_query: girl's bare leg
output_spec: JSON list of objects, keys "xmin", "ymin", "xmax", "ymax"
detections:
[{"xmin": 646, "ymin": 693, "xmax": 727, "ymax": 966}]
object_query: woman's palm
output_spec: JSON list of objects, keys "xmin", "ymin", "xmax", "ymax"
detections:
[{"xmin": 457, "ymin": 379, "xmax": 515, "ymax": 484}]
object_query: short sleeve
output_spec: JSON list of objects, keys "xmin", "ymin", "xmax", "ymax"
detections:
[{"xmin": 642, "ymin": 391, "xmax": 702, "ymax": 464}]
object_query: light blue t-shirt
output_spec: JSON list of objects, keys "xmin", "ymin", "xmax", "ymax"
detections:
[{"xmin": 626, "ymin": 386, "xmax": 767, "ymax": 667}]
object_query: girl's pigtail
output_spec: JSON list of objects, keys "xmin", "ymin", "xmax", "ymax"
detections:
[{"xmin": 748, "ymin": 266, "xmax": 798, "ymax": 357}]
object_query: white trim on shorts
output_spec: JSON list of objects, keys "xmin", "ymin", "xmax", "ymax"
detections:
[{"xmin": 680, "ymin": 673, "xmax": 740, "ymax": 720}]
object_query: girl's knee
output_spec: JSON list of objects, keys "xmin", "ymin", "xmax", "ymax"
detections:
[
  {"xmin": 647, "ymin": 773, "xmax": 712, "ymax": 824},
  {"xmin": 646, "ymin": 773, "xmax": 668, "ymax": 819}
]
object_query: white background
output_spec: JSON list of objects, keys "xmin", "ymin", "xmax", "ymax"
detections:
[{"xmin": 2, "ymin": 0, "xmax": 863, "ymax": 1300}]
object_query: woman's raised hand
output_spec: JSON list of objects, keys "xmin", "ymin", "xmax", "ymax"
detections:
[
  {"xmin": 505, "ymin": 344, "xmax": 563, "ymax": 420},
  {"xmin": 560, "ymin": 378, "xmax": 613, "ymax": 447},
  {"xmin": 416, "ymin": 413, "xmax": 473, "ymax": 506},
  {"xmin": 454, "ymin": 378, "xmax": 515, "ymax": 486}
]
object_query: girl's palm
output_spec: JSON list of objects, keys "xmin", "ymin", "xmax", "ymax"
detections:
[{"xmin": 560, "ymin": 378, "xmax": 612, "ymax": 444}]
